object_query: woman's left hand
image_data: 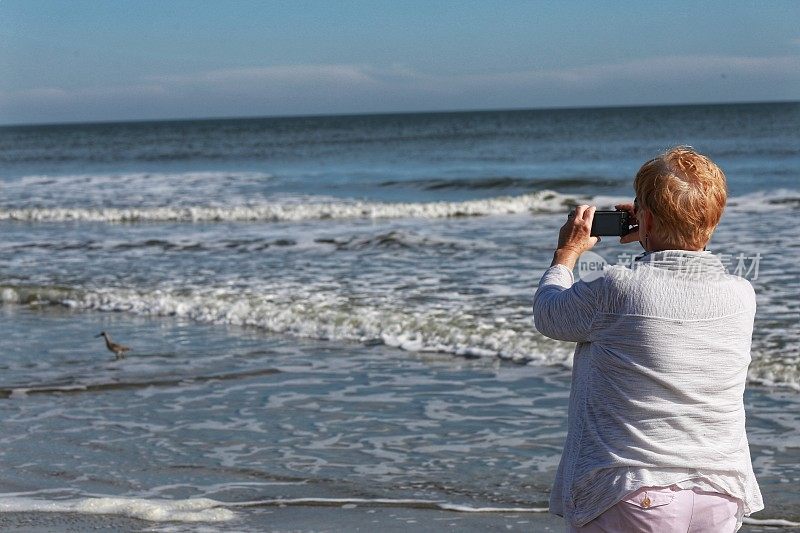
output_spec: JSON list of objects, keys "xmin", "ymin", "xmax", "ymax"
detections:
[{"xmin": 551, "ymin": 205, "xmax": 599, "ymax": 268}]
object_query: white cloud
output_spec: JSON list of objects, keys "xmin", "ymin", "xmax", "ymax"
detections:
[
  {"xmin": 142, "ymin": 54, "xmax": 800, "ymax": 99},
  {"xmin": 2, "ymin": 54, "xmax": 799, "ymax": 123},
  {"xmin": 152, "ymin": 64, "xmax": 378, "ymax": 87}
]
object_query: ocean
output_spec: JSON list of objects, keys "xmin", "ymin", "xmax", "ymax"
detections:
[{"xmin": 0, "ymin": 102, "xmax": 798, "ymax": 531}]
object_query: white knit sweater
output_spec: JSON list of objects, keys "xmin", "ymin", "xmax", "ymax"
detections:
[{"xmin": 533, "ymin": 250, "xmax": 763, "ymax": 528}]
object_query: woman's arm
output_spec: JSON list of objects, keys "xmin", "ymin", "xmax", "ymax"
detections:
[
  {"xmin": 533, "ymin": 264, "xmax": 601, "ymax": 342},
  {"xmin": 533, "ymin": 205, "xmax": 601, "ymax": 342}
]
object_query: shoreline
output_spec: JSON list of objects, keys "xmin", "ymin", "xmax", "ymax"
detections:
[{"xmin": 0, "ymin": 507, "xmax": 798, "ymax": 533}]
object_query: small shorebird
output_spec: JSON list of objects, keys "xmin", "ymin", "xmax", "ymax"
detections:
[{"xmin": 95, "ymin": 331, "xmax": 131, "ymax": 359}]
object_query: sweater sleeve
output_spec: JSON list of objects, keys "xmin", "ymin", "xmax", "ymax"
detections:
[{"xmin": 533, "ymin": 263, "xmax": 601, "ymax": 342}]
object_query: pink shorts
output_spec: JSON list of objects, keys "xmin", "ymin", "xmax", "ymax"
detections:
[{"xmin": 569, "ymin": 485, "xmax": 741, "ymax": 533}]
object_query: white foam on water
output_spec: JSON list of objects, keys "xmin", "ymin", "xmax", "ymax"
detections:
[
  {"xmin": 748, "ymin": 372, "xmax": 800, "ymax": 392},
  {"xmin": 3, "ymin": 281, "xmax": 798, "ymax": 391},
  {"xmin": 230, "ymin": 497, "xmax": 548, "ymax": 513},
  {"xmin": 726, "ymin": 188, "xmax": 800, "ymax": 212},
  {"xmin": 0, "ymin": 190, "xmax": 577, "ymax": 223},
  {"xmin": 0, "ymin": 288, "xmax": 20, "ymax": 303},
  {"xmin": 2, "ymin": 187, "xmax": 796, "ymax": 224},
  {"xmin": 743, "ymin": 517, "xmax": 800, "ymax": 527},
  {"xmin": 0, "ymin": 495, "xmax": 234, "ymax": 523},
  {"xmin": 0, "ymin": 283, "xmax": 569, "ymax": 365}
]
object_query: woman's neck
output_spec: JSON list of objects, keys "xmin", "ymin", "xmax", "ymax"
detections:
[{"xmin": 645, "ymin": 234, "xmax": 705, "ymax": 253}]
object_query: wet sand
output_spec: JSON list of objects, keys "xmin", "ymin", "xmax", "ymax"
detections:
[
  {"xmin": 0, "ymin": 508, "xmax": 562, "ymax": 532},
  {"xmin": 1, "ymin": 508, "xmax": 797, "ymax": 533}
]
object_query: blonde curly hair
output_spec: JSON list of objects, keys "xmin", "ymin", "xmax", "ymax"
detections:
[{"xmin": 634, "ymin": 146, "xmax": 728, "ymax": 250}]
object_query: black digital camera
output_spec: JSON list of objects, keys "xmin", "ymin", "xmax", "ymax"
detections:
[{"xmin": 589, "ymin": 210, "xmax": 632, "ymax": 237}]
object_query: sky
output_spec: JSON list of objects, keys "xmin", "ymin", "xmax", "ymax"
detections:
[{"xmin": 1, "ymin": 0, "xmax": 799, "ymax": 125}]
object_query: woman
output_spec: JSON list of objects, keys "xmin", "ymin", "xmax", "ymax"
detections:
[{"xmin": 533, "ymin": 146, "xmax": 763, "ymax": 532}]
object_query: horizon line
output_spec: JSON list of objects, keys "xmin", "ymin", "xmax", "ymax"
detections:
[{"xmin": 1, "ymin": 98, "xmax": 798, "ymax": 129}]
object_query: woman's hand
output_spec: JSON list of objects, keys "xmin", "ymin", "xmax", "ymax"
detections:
[
  {"xmin": 551, "ymin": 205, "xmax": 599, "ymax": 269},
  {"xmin": 615, "ymin": 202, "xmax": 640, "ymax": 244}
]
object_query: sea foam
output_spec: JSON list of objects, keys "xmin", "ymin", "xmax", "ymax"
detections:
[
  {"xmin": 0, "ymin": 188, "xmax": 795, "ymax": 224},
  {"xmin": 0, "ymin": 495, "xmax": 234, "ymax": 523},
  {"xmin": 0, "ymin": 283, "xmax": 570, "ymax": 366},
  {"xmin": 2, "ymin": 282, "xmax": 796, "ymax": 390},
  {"xmin": 0, "ymin": 190, "xmax": 575, "ymax": 223}
]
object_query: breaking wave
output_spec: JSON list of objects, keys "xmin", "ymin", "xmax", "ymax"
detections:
[
  {"xmin": 0, "ymin": 190, "xmax": 800, "ymax": 223},
  {"xmin": 0, "ymin": 283, "xmax": 570, "ymax": 365},
  {"xmin": 0, "ymin": 187, "xmax": 796, "ymax": 224},
  {"xmin": 1, "ymin": 282, "xmax": 796, "ymax": 390},
  {"xmin": 0, "ymin": 190, "xmax": 579, "ymax": 223}
]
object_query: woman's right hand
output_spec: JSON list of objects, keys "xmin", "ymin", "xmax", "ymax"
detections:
[{"xmin": 615, "ymin": 203, "xmax": 639, "ymax": 244}]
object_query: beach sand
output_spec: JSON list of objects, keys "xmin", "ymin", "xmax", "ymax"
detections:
[
  {"xmin": 0, "ymin": 508, "xmax": 563, "ymax": 532},
  {"xmin": 0, "ymin": 508, "xmax": 797, "ymax": 532}
]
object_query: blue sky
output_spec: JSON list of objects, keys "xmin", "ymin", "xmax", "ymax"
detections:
[{"xmin": 1, "ymin": 0, "xmax": 799, "ymax": 124}]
